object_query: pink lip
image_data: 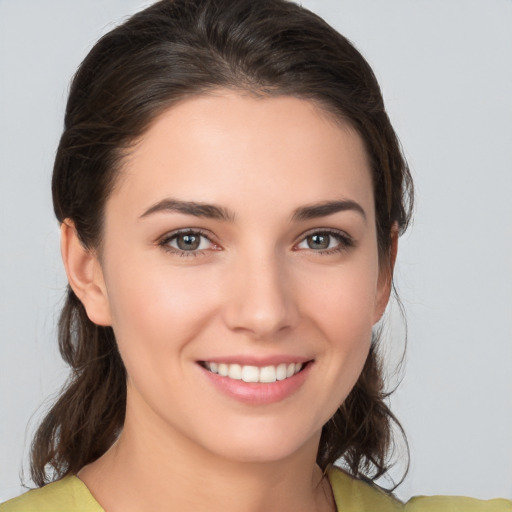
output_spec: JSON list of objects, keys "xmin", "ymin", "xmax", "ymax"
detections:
[
  {"xmin": 198, "ymin": 361, "xmax": 313, "ymax": 405},
  {"xmin": 199, "ymin": 355, "xmax": 312, "ymax": 366}
]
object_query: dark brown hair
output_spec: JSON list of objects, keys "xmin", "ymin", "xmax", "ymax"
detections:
[{"xmin": 31, "ymin": 0, "xmax": 413, "ymax": 487}]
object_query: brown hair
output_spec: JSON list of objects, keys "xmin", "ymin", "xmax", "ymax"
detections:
[{"xmin": 31, "ymin": 0, "xmax": 413, "ymax": 487}]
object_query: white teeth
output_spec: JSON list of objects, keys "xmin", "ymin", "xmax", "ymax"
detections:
[
  {"xmin": 276, "ymin": 363, "xmax": 287, "ymax": 381},
  {"xmin": 259, "ymin": 365, "xmax": 277, "ymax": 383},
  {"xmin": 228, "ymin": 363, "xmax": 242, "ymax": 380},
  {"xmin": 204, "ymin": 361, "xmax": 305, "ymax": 383},
  {"xmin": 241, "ymin": 365, "xmax": 259, "ymax": 383}
]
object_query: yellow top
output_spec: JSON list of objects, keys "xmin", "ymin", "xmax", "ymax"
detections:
[
  {"xmin": 328, "ymin": 467, "xmax": 512, "ymax": 511},
  {"xmin": 1, "ymin": 466, "xmax": 510, "ymax": 511}
]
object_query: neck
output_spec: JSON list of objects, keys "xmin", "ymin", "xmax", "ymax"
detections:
[{"xmin": 79, "ymin": 399, "xmax": 335, "ymax": 512}]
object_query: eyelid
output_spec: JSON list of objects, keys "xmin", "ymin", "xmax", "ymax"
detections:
[
  {"xmin": 157, "ymin": 227, "xmax": 354, "ymax": 256},
  {"xmin": 157, "ymin": 228, "xmax": 221, "ymax": 256},
  {"xmin": 293, "ymin": 227, "xmax": 355, "ymax": 253}
]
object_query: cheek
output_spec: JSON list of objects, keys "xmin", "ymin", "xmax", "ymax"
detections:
[
  {"xmin": 298, "ymin": 255, "xmax": 379, "ymax": 399},
  {"xmin": 301, "ymin": 258, "xmax": 380, "ymax": 339},
  {"xmin": 103, "ymin": 255, "xmax": 221, "ymax": 367}
]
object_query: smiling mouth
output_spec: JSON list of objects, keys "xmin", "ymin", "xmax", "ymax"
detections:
[{"xmin": 199, "ymin": 361, "xmax": 310, "ymax": 383}]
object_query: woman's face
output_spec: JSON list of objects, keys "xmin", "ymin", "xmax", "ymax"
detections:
[{"xmin": 92, "ymin": 91, "xmax": 390, "ymax": 463}]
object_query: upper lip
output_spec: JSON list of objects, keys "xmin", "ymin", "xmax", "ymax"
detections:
[{"xmin": 198, "ymin": 355, "xmax": 313, "ymax": 367}]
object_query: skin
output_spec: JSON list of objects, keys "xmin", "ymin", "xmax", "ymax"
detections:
[{"xmin": 62, "ymin": 91, "xmax": 395, "ymax": 512}]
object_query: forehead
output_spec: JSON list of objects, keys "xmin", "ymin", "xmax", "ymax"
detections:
[{"xmin": 112, "ymin": 91, "xmax": 374, "ymax": 219}]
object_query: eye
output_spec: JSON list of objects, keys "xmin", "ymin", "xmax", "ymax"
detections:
[
  {"xmin": 159, "ymin": 229, "xmax": 218, "ymax": 256},
  {"xmin": 295, "ymin": 230, "xmax": 354, "ymax": 254}
]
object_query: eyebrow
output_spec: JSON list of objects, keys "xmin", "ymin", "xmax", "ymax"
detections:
[
  {"xmin": 140, "ymin": 198, "xmax": 366, "ymax": 223},
  {"xmin": 291, "ymin": 200, "xmax": 367, "ymax": 222},
  {"xmin": 140, "ymin": 199, "xmax": 235, "ymax": 221}
]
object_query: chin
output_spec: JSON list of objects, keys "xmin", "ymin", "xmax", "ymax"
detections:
[{"xmin": 195, "ymin": 417, "xmax": 322, "ymax": 465}]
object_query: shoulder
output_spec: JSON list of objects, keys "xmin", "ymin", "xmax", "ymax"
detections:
[
  {"xmin": 327, "ymin": 466, "xmax": 403, "ymax": 511},
  {"xmin": 327, "ymin": 466, "xmax": 512, "ymax": 512},
  {"xmin": 0, "ymin": 476, "xmax": 104, "ymax": 512},
  {"xmin": 405, "ymin": 495, "xmax": 512, "ymax": 512}
]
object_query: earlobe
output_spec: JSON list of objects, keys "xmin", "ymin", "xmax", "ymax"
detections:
[
  {"xmin": 373, "ymin": 224, "xmax": 399, "ymax": 324},
  {"xmin": 60, "ymin": 220, "xmax": 112, "ymax": 326}
]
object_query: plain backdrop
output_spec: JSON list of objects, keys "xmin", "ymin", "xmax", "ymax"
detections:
[{"xmin": 1, "ymin": 0, "xmax": 511, "ymax": 503}]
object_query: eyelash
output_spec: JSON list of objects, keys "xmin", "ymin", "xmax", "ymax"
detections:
[
  {"xmin": 158, "ymin": 229, "xmax": 218, "ymax": 257},
  {"xmin": 294, "ymin": 229, "xmax": 355, "ymax": 256},
  {"xmin": 157, "ymin": 228, "xmax": 355, "ymax": 257}
]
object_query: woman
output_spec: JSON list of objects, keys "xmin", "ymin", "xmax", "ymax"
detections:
[{"xmin": 1, "ymin": 0, "xmax": 510, "ymax": 510}]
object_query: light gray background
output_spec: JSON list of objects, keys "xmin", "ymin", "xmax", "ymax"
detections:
[{"xmin": 1, "ymin": 0, "xmax": 511, "ymax": 503}]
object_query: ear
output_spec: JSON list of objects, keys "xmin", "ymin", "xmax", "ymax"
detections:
[
  {"xmin": 373, "ymin": 223, "xmax": 399, "ymax": 324},
  {"xmin": 60, "ymin": 220, "xmax": 112, "ymax": 326}
]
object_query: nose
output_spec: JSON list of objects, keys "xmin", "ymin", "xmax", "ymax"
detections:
[{"xmin": 222, "ymin": 250, "xmax": 299, "ymax": 339}]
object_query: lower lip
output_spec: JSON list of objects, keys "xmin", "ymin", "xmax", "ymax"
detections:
[{"xmin": 199, "ymin": 363, "xmax": 312, "ymax": 405}]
